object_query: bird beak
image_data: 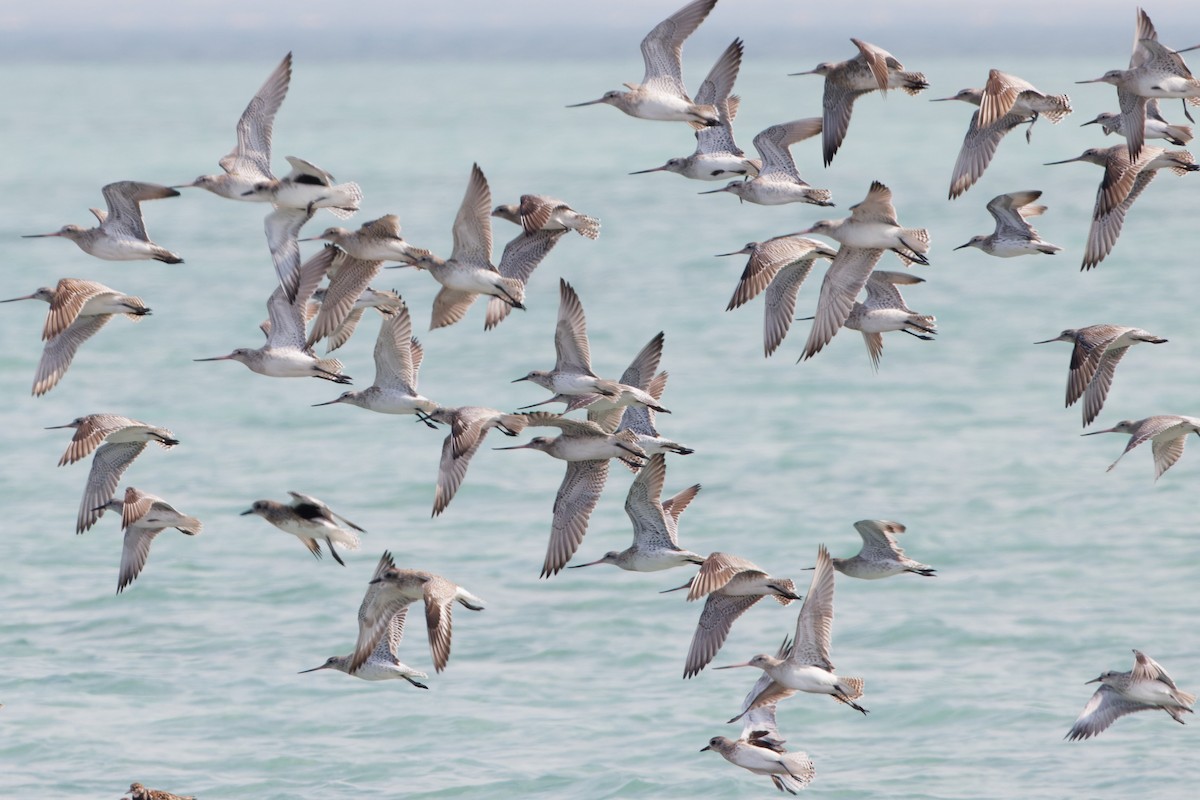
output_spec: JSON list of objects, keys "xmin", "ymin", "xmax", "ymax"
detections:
[
  {"xmin": 697, "ymin": 187, "xmax": 728, "ymax": 195},
  {"xmin": 511, "ymin": 375, "xmax": 529, "ymax": 383},
  {"xmin": 714, "ymin": 248, "xmax": 750, "ymax": 257},
  {"xmin": 43, "ymin": 422, "xmax": 76, "ymax": 429},
  {"xmin": 311, "ymin": 398, "xmax": 342, "ymax": 406},
  {"xmin": 700, "ymin": 745, "xmax": 713, "ymax": 752},
  {"xmin": 953, "ymin": 242, "xmax": 972, "ymax": 250},
  {"xmin": 1044, "ymin": 156, "xmax": 1084, "ymax": 165},
  {"xmin": 1085, "ymin": 677, "xmax": 1102, "ymax": 684},
  {"xmin": 296, "ymin": 236, "xmax": 321, "ymax": 242},
  {"xmin": 297, "ymin": 664, "xmax": 331, "ymax": 673},
  {"xmin": 566, "ymin": 97, "xmax": 606, "ymax": 107},
  {"xmin": 568, "ymin": 557, "xmax": 606, "ymax": 568},
  {"xmin": 194, "ymin": 354, "xmax": 235, "ymax": 361},
  {"xmin": 928, "ymin": 95, "xmax": 961, "ymax": 102},
  {"xmin": 21, "ymin": 232, "xmax": 62, "ymax": 238},
  {"xmin": 493, "ymin": 442, "xmax": 536, "ymax": 451},
  {"xmin": 1032, "ymin": 336, "xmax": 1062, "ymax": 344},
  {"xmin": 713, "ymin": 662, "xmax": 754, "ymax": 670},
  {"xmin": 1075, "ymin": 77, "xmax": 1107, "ymax": 84},
  {"xmin": 1081, "ymin": 427, "xmax": 1118, "ymax": 436},
  {"xmin": 787, "ymin": 68, "xmax": 819, "ymax": 76},
  {"xmin": 1080, "ymin": 116, "xmax": 1102, "ymax": 127},
  {"xmin": 629, "ymin": 166, "xmax": 668, "ymax": 175},
  {"xmin": 0, "ymin": 292, "xmax": 38, "ymax": 302}
]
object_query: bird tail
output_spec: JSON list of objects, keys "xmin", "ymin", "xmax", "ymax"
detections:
[
  {"xmin": 570, "ymin": 213, "xmax": 601, "ymax": 240},
  {"xmin": 907, "ymin": 314, "xmax": 937, "ymax": 335},
  {"xmin": 771, "ymin": 579, "xmax": 798, "ymax": 605},
  {"xmin": 1041, "ymin": 95, "xmax": 1072, "ymax": 123},
  {"xmin": 899, "ymin": 71, "xmax": 928, "ymax": 95},
  {"xmin": 123, "ymin": 297, "xmax": 151, "ymax": 320},
  {"xmin": 1176, "ymin": 688, "xmax": 1197, "ymax": 708},
  {"xmin": 1164, "ymin": 123, "xmax": 1194, "ymax": 145},
  {"xmin": 174, "ymin": 515, "xmax": 203, "ymax": 536},
  {"xmin": 803, "ymin": 187, "xmax": 834, "ymax": 207},
  {"xmin": 456, "ymin": 589, "xmax": 486, "ymax": 611},
  {"xmin": 327, "ymin": 183, "xmax": 363, "ymax": 219},
  {"xmin": 895, "ymin": 228, "xmax": 931, "ymax": 265},
  {"xmin": 836, "ymin": 676, "xmax": 865, "ymax": 700},
  {"xmin": 1167, "ymin": 150, "xmax": 1197, "ymax": 175}
]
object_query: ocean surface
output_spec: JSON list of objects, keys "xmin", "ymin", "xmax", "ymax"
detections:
[{"xmin": 1, "ymin": 41, "xmax": 1199, "ymax": 800}]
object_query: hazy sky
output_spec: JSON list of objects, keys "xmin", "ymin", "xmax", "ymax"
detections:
[{"xmin": 1, "ymin": 1, "xmax": 1197, "ymax": 59}]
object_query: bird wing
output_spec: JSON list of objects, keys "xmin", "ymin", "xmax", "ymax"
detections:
[
  {"xmin": 554, "ymin": 278, "xmax": 593, "ymax": 373},
  {"xmin": 78, "ymin": 441, "xmax": 148, "ymax": 534},
  {"xmin": 422, "ymin": 575, "xmax": 460, "ymax": 672},
  {"xmin": 1065, "ymin": 685, "xmax": 1154, "ymax": 740},
  {"xmin": 429, "ymin": 287, "xmax": 479, "ymax": 331},
  {"xmin": 800, "ymin": 246, "xmax": 884, "ymax": 360},
  {"xmin": 848, "ymin": 180, "xmax": 900, "ymax": 224},
  {"xmin": 862, "ymin": 270, "xmax": 922, "ymax": 312},
  {"xmin": 371, "ymin": 302, "xmax": 418, "ymax": 393},
  {"xmin": 661, "ymin": 481, "xmax": 701, "ymax": 547},
  {"xmin": 789, "ymin": 545, "xmax": 835, "ymax": 669},
  {"xmin": 117, "ymin": 526, "xmax": 165, "ymax": 593},
  {"xmin": 267, "ymin": 245, "xmax": 335, "ymax": 348},
  {"xmin": 978, "ymin": 69, "xmax": 1035, "ymax": 129},
  {"xmin": 450, "ymin": 163, "xmax": 493, "ymax": 267},
  {"xmin": 615, "ymin": 334, "xmax": 664, "ymax": 395},
  {"xmin": 42, "ymin": 278, "xmax": 110, "ymax": 340},
  {"xmin": 763, "ymin": 259, "xmax": 819, "ymax": 358},
  {"xmin": 753, "ymin": 119, "xmax": 821, "ymax": 182},
  {"xmin": 119, "ymin": 487, "xmax": 157, "ymax": 530},
  {"xmin": 639, "ymin": 0, "xmax": 717, "ymax": 96},
  {"xmin": 432, "ymin": 421, "xmax": 489, "ymax": 517},
  {"xmin": 853, "ymin": 519, "xmax": 908, "ymax": 559},
  {"xmin": 497, "ymin": 227, "xmax": 565, "ymax": 284},
  {"xmin": 1131, "ymin": 650, "xmax": 1180, "ymax": 689},
  {"xmin": 372, "ymin": 607, "xmax": 409, "ymax": 661},
  {"xmin": 1083, "ymin": 169, "xmax": 1157, "ymax": 270},
  {"xmin": 624, "ymin": 452, "xmax": 671, "ymax": 549},
  {"xmin": 264, "ymin": 206, "xmax": 316, "ymax": 302},
  {"xmin": 821, "ymin": 80, "xmax": 870, "ymax": 167},
  {"xmin": 986, "ymin": 191, "xmax": 1041, "ymax": 238},
  {"xmin": 683, "ymin": 593, "xmax": 762, "ymax": 678},
  {"xmin": 219, "ymin": 52, "xmax": 290, "ymax": 179},
  {"xmin": 1080, "ymin": 346, "xmax": 1129, "ymax": 427},
  {"xmin": 306, "ymin": 252, "xmax": 383, "ymax": 349},
  {"xmin": 101, "ymin": 181, "xmax": 178, "ymax": 241},
  {"xmin": 34, "ymin": 315, "xmax": 109, "ymax": 397},
  {"xmin": 1150, "ymin": 429, "xmax": 1189, "ymax": 480},
  {"xmin": 948, "ymin": 110, "xmax": 1025, "ymax": 200},
  {"xmin": 693, "ymin": 39, "xmax": 744, "ymax": 154},
  {"xmin": 1065, "ymin": 326, "xmax": 1125, "ymax": 408},
  {"xmin": 687, "ymin": 552, "xmax": 762, "ymax": 601},
  {"xmin": 543, "ymin": 459, "xmax": 609, "ymax": 577},
  {"xmin": 1097, "ymin": 146, "xmax": 1158, "ymax": 218},
  {"xmin": 282, "ymin": 155, "xmax": 335, "ymax": 185},
  {"xmin": 851, "ymin": 38, "xmax": 899, "ymax": 92}
]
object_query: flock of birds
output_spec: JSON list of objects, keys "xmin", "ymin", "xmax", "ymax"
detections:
[{"xmin": 8, "ymin": 1, "xmax": 1200, "ymax": 796}]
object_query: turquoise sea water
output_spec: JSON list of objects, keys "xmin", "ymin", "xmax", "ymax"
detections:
[{"xmin": 1, "ymin": 40, "xmax": 1199, "ymax": 800}]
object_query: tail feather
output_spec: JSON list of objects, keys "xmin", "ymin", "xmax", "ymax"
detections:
[
  {"xmin": 572, "ymin": 214, "xmax": 601, "ymax": 240},
  {"xmin": 1041, "ymin": 95, "xmax": 1072, "ymax": 123},
  {"xmin": 496, "ymin": 413, "xmax": 529, "ymax": 437},
  {"xmin": 174, "ymin": 515, "xmax": 203, "ymax": 536},
  {"xmin": 1176, "ymin": 689, "xmax": 1197, "ymax": 708},
  {"xmin": 327, "ymin": 182, "xmax": 363, "ymax": 219},
  {"xmin": 1164, "ymin": 123, "xmax": 1193, "ymax": 145},
  {"xmin": 899, "ymin": 71, "xmax": 928, "ymax": 95},
  {"xmin": 803, "ymin": 188, "xmax": 834, "ymax": 206},
  {"xmin": 837, "ymin": 676, "xmax": 865, "ymax": 700}
]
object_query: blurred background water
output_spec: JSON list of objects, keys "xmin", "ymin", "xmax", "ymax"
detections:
[{"xmin": 1, "ymin": 6, "xmax": 1199, "ymax": 798}]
